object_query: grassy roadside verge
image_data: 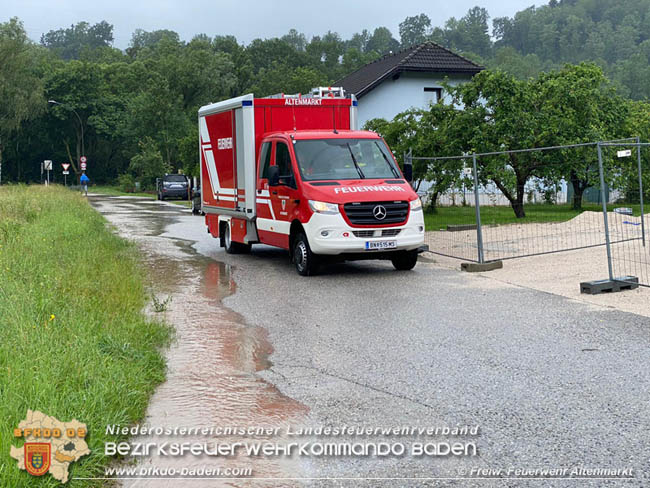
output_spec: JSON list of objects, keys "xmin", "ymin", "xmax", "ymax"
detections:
[
  {"xmin": 424, "ymin": 203, "xmax": 643, "ymax": 230},
  {"xmin": 90, "ymin": 185, "xmax": 154, "ymax": 198},
  {"xmin": 0, "ymin": 185, "xmax": 171, "ymax": 486}
]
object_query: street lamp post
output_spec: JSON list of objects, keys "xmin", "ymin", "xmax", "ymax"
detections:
[{"xmin": 48, "ymin": 100, "xmax": 85, "ymax": 168}]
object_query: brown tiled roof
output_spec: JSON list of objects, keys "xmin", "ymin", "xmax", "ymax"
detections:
[{"xmin": 336, "ymin": 42, "xmax": 483, "ymax": 98}]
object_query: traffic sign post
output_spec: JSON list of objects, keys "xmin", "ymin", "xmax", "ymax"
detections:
[
  {"xmin": 44, "ymin": 160, "xmax": 52, "ymax": 185},
  {"xmin": 61, "ymin": 163, "xmax": 71, "ymax": 186}
]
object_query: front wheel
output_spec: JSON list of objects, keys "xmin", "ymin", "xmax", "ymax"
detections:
[
  {"xmin": 293, "ymin": 232, "xmax": 319, "ymax": 276},
  {"xmin": 391, "ymin": 250, "xmax": 418, "ymax": 271}
]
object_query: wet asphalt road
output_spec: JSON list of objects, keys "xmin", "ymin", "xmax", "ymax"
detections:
[{"xmin": 92, "ymin": 195, "xmax": 650, "ymax": 487}]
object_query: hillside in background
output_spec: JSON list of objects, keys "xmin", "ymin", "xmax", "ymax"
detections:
[
  {"xmin": 2, "ymin": 0, "xmax": 650, "ymax": 184},
  {"xmin": 421, "ymin": 0, "xmax": 650, "ymax": 99}
]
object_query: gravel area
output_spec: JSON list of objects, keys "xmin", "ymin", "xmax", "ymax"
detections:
[{"xmin": 425, "ymin": 211, "xmax": 650, "ymax": 317}]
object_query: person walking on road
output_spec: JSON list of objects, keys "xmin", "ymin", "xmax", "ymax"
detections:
[{"xmin": 80, "ymin": 172, "xmax": 89, "ymax": 196}]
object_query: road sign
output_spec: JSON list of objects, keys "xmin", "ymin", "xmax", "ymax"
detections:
[
  {"xmin": 617, "ymin": 149, "xmax": 632, "ymax": 158},
  {"xmin": 80, "ymin": 162, "xmax": 87, "ymax": 171},
  {"xmin": 62, "ymin": 171, "xmax": 70, "ymax": 175},
  {"xmin": 44, "ymin": 160, "xmax": 52, "ymax": 171},
  {"xmin": 80, "ymin": 156, "xmax": 87, "ymax": 163},
  {"xmin": 62, "ymin": 163, "xmax": 70, "ymax": 171}
]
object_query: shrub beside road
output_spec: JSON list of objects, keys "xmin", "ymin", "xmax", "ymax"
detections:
[{"xmin": 0, "ymin": 185, "xmax": 170, "ymax": 486}]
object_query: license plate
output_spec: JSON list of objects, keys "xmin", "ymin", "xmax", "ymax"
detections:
[{"xmin": 365, "ymin": 240, "xmax": 397, "ymax": 250}]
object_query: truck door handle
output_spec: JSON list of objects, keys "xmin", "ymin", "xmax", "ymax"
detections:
[
  {"xmin": 272, "ymin": 191, "xmax": 278, "ymax": 195},
  {"xmin": 294, "ymin": 199, "xmax": 300, "ymax": 204}
]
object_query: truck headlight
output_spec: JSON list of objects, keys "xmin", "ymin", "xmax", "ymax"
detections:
[
  {"xmin": 308, "ymin": 200, "xmax": 339, "ymax": 215},
  {"xmin": 410, "ymin": 198, "xmax": 423, "ymax": 211}
]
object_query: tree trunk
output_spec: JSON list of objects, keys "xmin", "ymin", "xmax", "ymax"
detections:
[
  {"xmin": 513, "ymin": 179, "xmax": 526, "ymax": 218},
  {"xmin": 426, "ymin": 191, "xmax": 440, "ymax": 212},
  {"xmin": 493, "ymin": 176, "xmax": 527, "ymax": 219},
  {"xmin": 63, "ymin": 139, "xmax": 81, "ymax": 184},
  {"xmin": 570, "ymin": 170, "xmax": 587, "ymax": 210}
]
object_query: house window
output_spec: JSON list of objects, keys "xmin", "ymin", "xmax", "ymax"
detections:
[{"xmin": 424, "ymin": 87, "xmax": 443, "ymax": 105}]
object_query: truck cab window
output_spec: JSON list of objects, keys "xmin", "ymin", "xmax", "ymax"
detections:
[
  {"xmin": 275, "ymin": 142, "xmax": 295, "ymax": 186},
  {"xmin": 259, "ymin": 142, "xmax": 272, "ymax": 179}
]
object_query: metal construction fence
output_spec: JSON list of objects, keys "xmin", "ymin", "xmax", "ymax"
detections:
[{"xmin": 408, "ymin": 138, "xmax": 649, "ymax": 288}]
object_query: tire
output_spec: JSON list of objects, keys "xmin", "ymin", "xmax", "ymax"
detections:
[
  {"xmin": 391, "ymin": 250, "xmax": 418, "ymax": 271},
  {"xmin": 223, "ymin": 224, "xmax": 251, "ymax": 254},
  {"xmin": 292, "ymin": 232, "xmax": 319, "ymax": 276}
]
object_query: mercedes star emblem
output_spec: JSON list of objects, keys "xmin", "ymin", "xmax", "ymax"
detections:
[{"xmin": 373, "ymin": 205, "xmax": 387, "ymax": 220}]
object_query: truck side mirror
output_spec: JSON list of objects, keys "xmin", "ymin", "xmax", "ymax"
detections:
[
  {"xmin": 268, "ymin": 165, "xmax": 280, "ymax": 186},
  {"xmin": 403, "ymin": 164, "xmax": 413, "ymax": 182}
]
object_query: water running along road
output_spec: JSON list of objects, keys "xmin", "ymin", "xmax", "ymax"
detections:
[{"xmin": 91, "ymin": 194, "xmax": 650, "ymax": 488}]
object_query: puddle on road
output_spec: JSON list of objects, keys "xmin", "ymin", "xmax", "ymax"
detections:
[{"xmin": 90, "ymin": 196, "xmax": 308, "ymax": 487}]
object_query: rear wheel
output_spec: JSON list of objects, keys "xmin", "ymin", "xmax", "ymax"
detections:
[
  {"xmin": 391, "ymin": 250, "xmax": 418, "ymax": 271},
  {"xmin": 293, "ymin": 232, "xmax": 319, "ymax": 276},
  {"xmin": 223, "ymin": 224, "xmax": 251, "ymax": 254}
]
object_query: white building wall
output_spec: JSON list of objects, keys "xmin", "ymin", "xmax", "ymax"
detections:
[{"xmin": 356, "ymin": 72, "xmax": 472, "ymax": 128}]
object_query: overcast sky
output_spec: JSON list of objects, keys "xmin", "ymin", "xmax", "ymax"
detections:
[{"xmin": 3, "ymin": 0, "xmax": 537, "ymax": 48}]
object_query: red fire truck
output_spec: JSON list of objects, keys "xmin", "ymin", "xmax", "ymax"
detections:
[{"xmin": 199, "ymin": 87, "xmax": 425, "ymax": 275}]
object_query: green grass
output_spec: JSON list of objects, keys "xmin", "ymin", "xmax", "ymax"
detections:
[
  {"xmin": 0, "ymin": 185, "xmax": 171, "ymax": 487},
  {"xmin": 424, "ymin": 203, "xmax": 644, "ymax": 230}
]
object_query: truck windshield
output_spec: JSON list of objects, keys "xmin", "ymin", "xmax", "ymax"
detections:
[{"xmin": 294, "ymin": 138, "xmax": 402, "ymax": 181}]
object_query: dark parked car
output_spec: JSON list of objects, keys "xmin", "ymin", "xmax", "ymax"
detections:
[
  {"xmin": 157, "ymin": 174, "xmax": 190, "ymax": 200},
  {"xmin": 191, "ymin": 187, "xmax": 203, "ymax": 215}
]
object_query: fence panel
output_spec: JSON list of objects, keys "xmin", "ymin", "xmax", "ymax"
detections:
[
  {"xmin": 415, "ymin": 139, "xmax": 644, "ymax": 272},
  {"xmin": 598, "ymin": 141, "xmax": 649, "ymax": 287}
]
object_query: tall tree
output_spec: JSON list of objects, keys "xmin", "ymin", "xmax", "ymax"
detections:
[
  {"xmin": 446, "ymin": 70, "xmax": 549, "ymax": 218},
  {"xmin": 41, "ymin": 21, "xmax": 114, "ymax": 60},
  {"xmin": 365, "ymin": 103, "xmax": 464, "ymax": 208},
  {"xmin": 399, "ymin": 14, "xmax": 432, "ymax": 47},
  {"xmin": 0, "ymin": 18, "xmax": 44, "ymax": 184},
  {"xmin": 433, "ymin": 7, "xmax": 491, "ymax": 57},
  {"xmin": 366, "ymin": 27, "xmax": 400, "ymax": 55}
]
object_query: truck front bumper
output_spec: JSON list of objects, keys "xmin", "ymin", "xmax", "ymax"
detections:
[{"xmin": 303, "ymin": 210, "xmax": 425, "ymax": 255}]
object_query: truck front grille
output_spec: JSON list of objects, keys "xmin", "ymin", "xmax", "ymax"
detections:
[
  {"xmin": 352, "ymin": 229, "xmax": 402, "ymax": 238},
  {"xmin": 343, "ymin": 201, "xmax": 409, "ymax": 225}
]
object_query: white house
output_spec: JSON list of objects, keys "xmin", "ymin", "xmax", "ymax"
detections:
[{"xmin": 336, "ymin": 42, "xmax": 483, "ymax": 128}]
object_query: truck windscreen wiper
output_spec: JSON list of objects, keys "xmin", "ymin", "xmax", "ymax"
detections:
[
  {"xmin": 374, "ymin": 141, "xmax": 401, "ymax": 178},
  {"xmin": 346, "ymin": 143, "xmax": 365, "ymax": 179}
]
